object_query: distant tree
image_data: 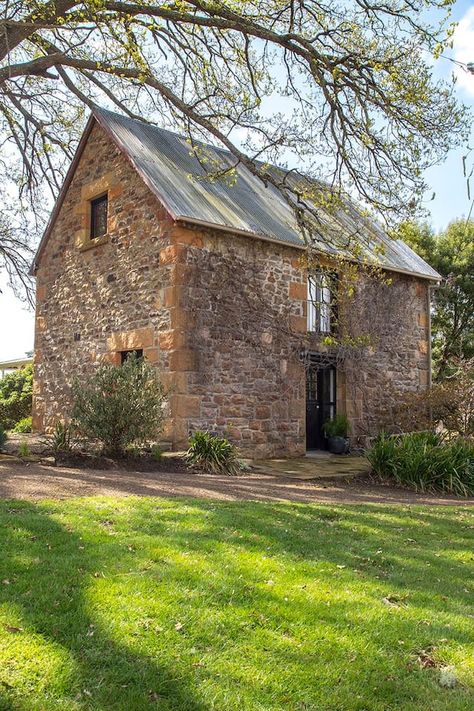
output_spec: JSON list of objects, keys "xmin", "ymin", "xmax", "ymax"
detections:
[
  {"xmin": 0, "ymin": 206, "xmax": 36, "ymax": 306},
  {"xmin": 0, "ymin": 365, "xmax": 33, "ymax": 430},
  {"xmin": 399, "ymin": 219, "xmax": 474, "ymax": 379},
  {"xmin": 0, "ymin": 0, "xmax": 470, "ymax": 297}
]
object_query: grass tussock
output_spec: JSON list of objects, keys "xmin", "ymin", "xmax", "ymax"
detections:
[{"xmin": 368, "ymin": 432, "xmax": 474, "ymax": 496}]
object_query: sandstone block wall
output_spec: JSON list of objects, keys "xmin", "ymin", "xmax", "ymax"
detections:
[
  {"xmin": 33, "ymin": 119, "xmax": 431, "ymax": 456},
  {"xmin": 164, "ymin": 229, "xmax": 431, "ymax": 453},
  {"xmin": 33, "ymin": 122, "xmax": 174, "ymax": 432},
  {"xmin": 170, "ymin": 229, "xmax": 308, "ymax": 458},
  {"xmin": 342, "ymin": 274, "xmax": 431, "ymax": 441}
]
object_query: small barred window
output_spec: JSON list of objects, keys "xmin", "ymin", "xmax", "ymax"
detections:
[
  {"xmin": 120, "ymin": 349, "xmax": 143, "ymax": 365},
  {"xmin": 90, "ymin": 194, "xmax": 108, "ymax": 239}
]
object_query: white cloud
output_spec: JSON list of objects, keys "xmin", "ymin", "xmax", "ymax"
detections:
[{"xmin": 453, "ymin": 7, "xmax": 474, "ymax": 97}]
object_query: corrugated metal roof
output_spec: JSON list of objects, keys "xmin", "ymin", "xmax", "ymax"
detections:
[
  {"xmin": 36, "ymin": 107, "xmax": 441, "ymax": 280},
  {"xmin": 0, "ymin": 357, "xmax": 33, "ymax": 370},
  {"xmin": 94, "ymin": 108, "xmax": 440, "ymax": 280}
]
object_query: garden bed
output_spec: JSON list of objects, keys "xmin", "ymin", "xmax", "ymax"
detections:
[
  {"xmin": 368, "ymin": 432, "xmax": 474, "ymax": 497},
  {"xmin": 54, "ymin": 450, "xmax": 190, "ymax": 473}
]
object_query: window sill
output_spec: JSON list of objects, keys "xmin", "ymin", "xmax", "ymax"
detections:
[
  {"xmin": 307, "ymin": 326, "xmax": 333, "ymax": 334},
  {"xmin": 307, "ymin": 329, "xmax": 335, "ymax": 339},
  {"xmin": 79, "ymin": 234, "xmax": 109, "ymax": 252}
]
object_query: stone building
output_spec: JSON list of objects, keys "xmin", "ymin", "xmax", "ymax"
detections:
[{"xmin": 31, "ymin": 109, "xmax": 440, "ymax": 457}]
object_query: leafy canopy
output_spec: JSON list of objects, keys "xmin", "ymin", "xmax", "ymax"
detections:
[
  {"xmin": 0, "ymin": 364, "xmax": 33, "ymax": 430},
  {"xmin": 0, "ymin": 0, "xmax": 470, "ymax": 295},
  {"xmin": 398, "ymin": 219, "xmax": 474, "ymax": 379}
]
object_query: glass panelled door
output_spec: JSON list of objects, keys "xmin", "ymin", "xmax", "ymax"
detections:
[{"xmin": 305, "ymin": 364, "xmax": 336, "ymax": 449}]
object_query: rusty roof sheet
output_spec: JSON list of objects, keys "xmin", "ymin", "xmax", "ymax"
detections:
[{"xmin": 39, "ymin": 107, "xmax": 441, "ymax": 280}]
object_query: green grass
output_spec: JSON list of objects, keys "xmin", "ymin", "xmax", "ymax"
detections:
[{"xmin": 0, "ymin": 498, "xmax": 472, "ymax": 710}]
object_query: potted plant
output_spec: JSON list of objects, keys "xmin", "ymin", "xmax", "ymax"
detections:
[{"xmin": 323, "ymin": 414, "xmax": 349, "ymax": 454}]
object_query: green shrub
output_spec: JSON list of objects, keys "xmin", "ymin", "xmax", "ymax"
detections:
[
  {"xmin": 151, "ymin": 444, "xmax": 163, "ymax": 461},
  {"xmin": 18, "ymin": 441, "xmax": 30, "ymax": 458},
  {"xmin": 323, "ymin": 414, "xmax": 349, "ymax": 438},
  {"xmin": 49, "ymin": 421, "xmax": 75, "ymax": 455},
  {"xmin": 185, "ymin": 430, "xmax": 241, "ymax": 475},
  {"xmin": 379, "ymin": 359, "xmax": 474, "ymax": 437},
  {"xmin": 0, "ymin": 365, "xmax": 33, "ymax": 430},
  {"xmin": 368, "ymin": 432, "xmax": 474, "ymax": 496},
  {"xmin": 0, "ymin": 425, "xmax": 7, "ymax": 450},
  {"xmin": 12, "ymin": 416, "xmax": 32, "ymax": 433},
  {"xmin": 72, "ymin": 356, "xmax": 165, "ymax": 457}
]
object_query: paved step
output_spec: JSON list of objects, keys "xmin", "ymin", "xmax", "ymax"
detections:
[{"xmin": 251, "ymin": 454, "xmax": 371, "ymax": 480}]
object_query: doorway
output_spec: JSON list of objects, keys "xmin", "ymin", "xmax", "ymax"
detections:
[{"xmin": 305, "ymin": 362, "xmax": 336, "ymax": 450}]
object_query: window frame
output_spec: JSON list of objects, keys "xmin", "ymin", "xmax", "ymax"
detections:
[
  {"xmin": 120, "ymin": 349, "xmax": 144, "ymax": 365},
  {"xmin": 90, "ymin": 193, "xmax": 109, "ymax": 241},
  {"xmin": 307, "ymin": 271, "xmax": 337, "ymax": 334}
]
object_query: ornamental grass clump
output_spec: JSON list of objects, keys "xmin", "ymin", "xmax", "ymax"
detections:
[
  {"xmin": 185, "ymin": 430, "xmax": 241, "ymax": 475},
  {"xmin": 18, "ymin": 441, "xmax": 30, "ymax": 458},
  {"xmin": 368, "ymin": 431, "xmax": 474, "ymax": 496},
  {"xmin": 49, "ymin": 421, "xmax": 76, "ymax": 455},
  {"xmin": 72, "ymin": 355, "xmax": 165, "ymax": 457}
]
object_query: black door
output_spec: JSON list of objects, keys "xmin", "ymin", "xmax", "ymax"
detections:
[{"xmin": 306, "ymin": 364, "xmax": 336, "ymax": 449}]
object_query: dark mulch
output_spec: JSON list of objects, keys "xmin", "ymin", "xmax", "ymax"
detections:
[{"xmin": 55, "ymin": 451, "xmax": 189, "ymax": 473}]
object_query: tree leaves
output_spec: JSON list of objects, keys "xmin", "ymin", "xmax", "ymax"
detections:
[
  {"xmin": 0, "ymin": 1, "xmax": 470, "ymax": 296},
  {"xmin": 398, "ymin": 219, "xmax": 474, "ymax": 379}
]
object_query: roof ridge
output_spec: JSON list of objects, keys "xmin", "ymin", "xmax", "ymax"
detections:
[
  {"xmin": 31, "ymin": 106, "xmax": 441, "ymax": 281},
  {"xmin": 93, "ymin": 106, "xmax": 248, "ymax": 162}
]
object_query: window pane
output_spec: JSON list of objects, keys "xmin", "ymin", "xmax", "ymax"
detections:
[
  {"xmin": 320, "ymin": 285, "xmax": 332, "ymax": 332},
  {"xmin": 90, "ymin": 195, "xmax": 108, "ymax": 239},
  {"xmin": 307, "ymin": 272, "xmax": 333, "ymax": 333},
  {"xmin": 120, "ymin": 349, "xmax": 143, "ymax": 364},
  {"xmin": 307, "ymin": 276, "xmax": 318, "ymax": 331}
]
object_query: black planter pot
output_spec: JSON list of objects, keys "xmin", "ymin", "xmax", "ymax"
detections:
[{"xmin": 327, "ymin": 436, "xmax": 348, "ymax": 454}]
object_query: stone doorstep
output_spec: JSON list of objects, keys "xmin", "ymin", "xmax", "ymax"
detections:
[{"xmin": 250, "ymin": 454, "xmax": 371, "ymax": 480}]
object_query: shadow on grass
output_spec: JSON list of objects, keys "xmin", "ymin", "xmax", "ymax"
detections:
[
  {"xmin": 0, "ymin": 498, "xmax": 472, "ymax": 710},
  {"xmin": 129, "ymin": 499, "xmax": 473, "ymax": 594},
  {"xmin": 0, "ymin": 500, "xmax": 208, "ymax": 711},
  {"xmin": 123, "ymin": 499, "xmax": 474, "ymax": 708}
]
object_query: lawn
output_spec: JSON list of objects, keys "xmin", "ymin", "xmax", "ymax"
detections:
[{"xmin": 0, "ymin": 498, "xmax": 472, "ymax": 711}]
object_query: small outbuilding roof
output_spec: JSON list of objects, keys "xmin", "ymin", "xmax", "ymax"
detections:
[
  {"xmin": 0, "ymin": 356, "xmax": 32, "ymax": 375},
  {"xmin": 33, "ymin": 108, "xmax": 441, "ymax": 281}
]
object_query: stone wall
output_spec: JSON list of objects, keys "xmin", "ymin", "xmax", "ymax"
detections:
[
  {"xmin": 33, "ymin": 122, "xmax": 175, "ymax": 431},
  {"xmin": 33, "ymin": 118, "xmax": 431, "ymax": 456},
  {"xmin": 172, "ymin": 229, "xmax": 308, "ymax": 458},
  {"xmin": 163, "ymin": 230, "xmax": 431, "ymax": 454},
  {"xmin": 342, "ymin": 273, "xmax": 431, "ymax": 441},
  {"xmin": 33, "ymin": 121, "xmax": 307, "ymax": 455}
]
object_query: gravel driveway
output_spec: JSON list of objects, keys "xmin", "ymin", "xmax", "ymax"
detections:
[{"xmin": 0, "ymin": 459, "xmax": 472, "ymax": 505}]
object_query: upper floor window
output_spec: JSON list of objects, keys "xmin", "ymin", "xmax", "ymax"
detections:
[
  {"xmin": 307, "ymin": 272, "xmax": 334, "ymax": 334},
  {"xmin": 90, "ymin": 194, "xmax": 108, "ymax": 240},
  {"xmin": 120, "ymin": 349, "xmax": 143, "ymax": 364}
]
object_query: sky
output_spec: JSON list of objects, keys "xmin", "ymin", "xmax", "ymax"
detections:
[{"xmin": 1, "ymin": 0, "xmax": 474, "ymax": 362}]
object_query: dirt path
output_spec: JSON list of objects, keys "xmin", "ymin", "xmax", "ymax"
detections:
[{"xmin": 0, "ymin": 459, "xmax": 472, "ymax": 505}]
